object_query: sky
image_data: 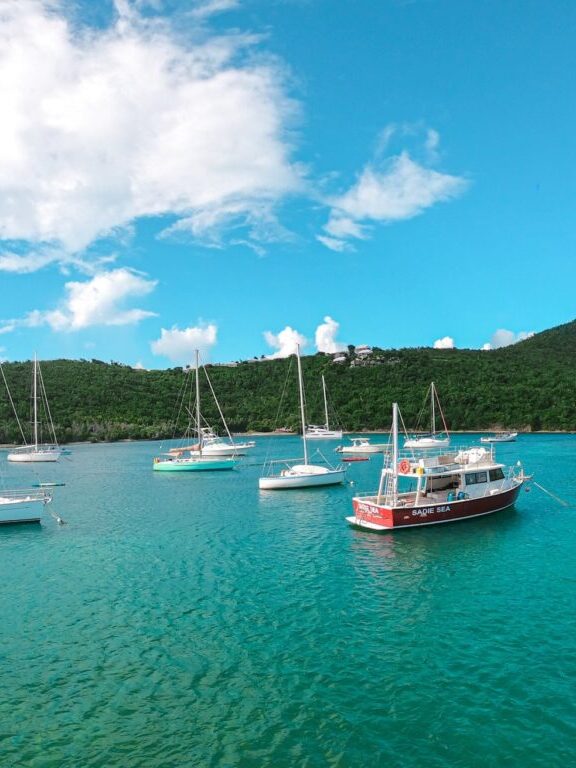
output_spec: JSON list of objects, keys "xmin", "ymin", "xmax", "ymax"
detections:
[{"xmin": 0, "ymin": 0, "xmax": 575, "ymax": 367}]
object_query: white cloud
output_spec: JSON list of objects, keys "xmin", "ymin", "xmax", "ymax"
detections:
[
  {"xmin": 0, "ymin": 0, "xmax": 300, "ymax": 265},
  {"xmin": 1, "ymin": 268, "xmax": 157, "ymax": 333},
  {"xmin": 151, "ymin": 323, "xmax": 218, "ymax": 364},
  {"xmin": 483, "ymin": 329, "xmax": 535, "ymax": 350},
  {"xmin": 315, "ymin": 316, "xmax": 346, "ymax": 353},
  {"xmin": 263, "ymin": 325, "xmax": 307, "ymax": 358},
  {"xmin": 433, "ymin": 336, "xmax": 455, "ymax": 349},
  {"xmin": 320, "ymin": 144, "xmax": 468, "ymax": 250}
]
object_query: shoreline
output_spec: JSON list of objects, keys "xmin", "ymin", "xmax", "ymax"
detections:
[{"xmin": 2, "ymin": 429, "xmax": 576, "ymax": 450}]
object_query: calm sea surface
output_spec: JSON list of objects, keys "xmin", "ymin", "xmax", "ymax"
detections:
[{"xmin": 1, "ymin": 434, "xmax": 575, "ymax": 767}]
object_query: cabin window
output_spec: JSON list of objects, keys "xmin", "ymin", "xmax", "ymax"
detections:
[
  {"xmin": 465, "ymin": 471, "xmax": 488, "ymax": 485},
  {"xmin": 489, "ymin": 468, "xmax": 505, "ymax": 481}
]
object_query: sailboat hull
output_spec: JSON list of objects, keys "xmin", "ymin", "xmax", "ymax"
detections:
[
  {"xmin": 0, "ymin": 495, "xmax": 47, "ymax": 524},
  {"xmin": 7, "ymin": 449, "xmax": 61, "ymax": 462},
  {"xmin": 259, "ymin": 466, "xmax": 346, "ymax": 489},
  {"xmin": 153, "ymin": 457, "xmax": 235, "ymax": 472}
]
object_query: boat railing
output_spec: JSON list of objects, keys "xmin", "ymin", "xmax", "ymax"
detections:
[{"xmin": 398, "ymin": 444, "xmax": 496, "ymax": 464}]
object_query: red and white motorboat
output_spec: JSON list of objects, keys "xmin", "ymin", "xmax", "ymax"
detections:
[{"xmin": 347, "ymin": 403, "xmax": 529, "ymax": 531}]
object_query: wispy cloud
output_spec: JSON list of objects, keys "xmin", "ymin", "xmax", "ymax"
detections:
[
  {"xmin": 482, "ymin": 329, "xmax": 535, "ymax": 350},
  {"xmin": 315, "ymin": 316, "xmax": 346, "ymax": 353},
  {"xmin": 319, "ymin": 130, "xmax": 468, "ymax": 251},
  {"xmin": 1, "ymin": 268, "xmax": 157, "ymax": 332},
  {"xmin": 151, "ymin": 323, "xmax": 218, "ymax": 364},
  {"xmin": 190, "ymin": 0, "xmax": 240, "ymax": 20},
  {"xmin": 0, "ymin": 0, "xmax": 299, "ymax": 267},
  {"xmin": 263, "ymin": 325, "xmax": 307, "ymax": 358}
]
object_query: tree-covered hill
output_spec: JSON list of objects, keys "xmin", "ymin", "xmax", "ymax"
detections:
[{"xmin": 1, "ymin": 319, "xmax": 575, "ymax": 443}]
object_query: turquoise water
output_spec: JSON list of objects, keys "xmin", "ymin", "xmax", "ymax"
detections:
[{"xmin": 1, "ymin": 435, "xmax": 575, "ymax": 767}]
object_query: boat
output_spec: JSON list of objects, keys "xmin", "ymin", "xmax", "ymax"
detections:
[
  {"xmin": 335, "ymin": 437, "xmax": 388, "ymax": 454},
  {"xmin": 3, "ymin": 355, "xmax": 62, "ymax": 463},
  {"xmin": 342, "ymin": 456, "xmax": 370, "ymax": 463},
  {"xmin": 480, "ymin": 432, "xmax": 518, "ymax": 443},
  {"xmin": 199, "ymin": 427, "xmax": 256, "ymax": 457},
  {"xmin": 0, "ymin": 486, "xmax": 52, "ymax": 524},
  {"xmin": 259, "ymin": 345, "xmax": 347, "ymax": 489},
  {"xmin": 305, "ymin": 376, "xmax": 342, "ymax": 440},
  {"xmin": 347, "ymin": 402, "xmax": 528, "ymax": 531},
  {"xmin": 404, "ymin": 382, "xmax": 450, "ymax": 449},
  {"xmin": 153, "ymin": 351, "xmax": 236, "ymax": 472}
]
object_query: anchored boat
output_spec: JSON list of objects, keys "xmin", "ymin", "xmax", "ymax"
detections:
[
  {"xmin": 259, "ymin": 345, "xmax": 346, "ymax": 489},
  {"xmin": 480, "ymin": 432, "xmax": 518, "ymax": 443},
  {"xmin": 305, "ymin": 375, "xmax": 343, "ymax": 440},
  {"xmin": 0, "ymin": 487, "xmax": 52, "ymax": 525},
  {"xmin": 2, "ymin": 355, "xmax": 62, "ymax": 463},
  {"xmin": 348, "ymin": 403, "xmax": 528, "ymax": 531},
  {"xmin": 404, "ymin": 382, "xmax": 450, "ymax": 449},
  {"xmin": 153, "ymin": 350, "xmax": 235, "ymax": 472}
]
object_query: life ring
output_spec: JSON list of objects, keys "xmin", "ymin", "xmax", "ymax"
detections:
[{"xmin": 398, "ymin": 459, "xmax": 411, "ymax": 474}]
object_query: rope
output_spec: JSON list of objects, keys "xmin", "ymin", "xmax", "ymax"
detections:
[{"xmin": 533, "ymin": 481, "xmax": 571, "ymax": 508}]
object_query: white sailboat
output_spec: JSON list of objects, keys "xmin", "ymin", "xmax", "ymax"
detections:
[
  {"xmin": 305, "ymin": 375, "xmax": 343, "ymax": 440},
  {"xmin": 153, "ymin": 350, "xmax": 236, "ymax": 472},
  {"xmin": 259, "ymin": 346, "xmax": 347, "ymax": 489},
  {"xmin": 404, "ymin": 382, "xmax": 450, "ymax": 449},
  {"xmin": 6, "ymin": 355, "xmax": 62, "ymax": 463}
]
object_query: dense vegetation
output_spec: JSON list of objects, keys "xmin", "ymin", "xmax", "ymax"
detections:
[{"xmin": 1, "ymin": 319, "xmax": 575, "ymax": 444}]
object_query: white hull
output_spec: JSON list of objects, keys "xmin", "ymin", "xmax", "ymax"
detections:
[
  {"xmin": 7, "ymin": 448, "xmax": 61, "ymax": 463},
  {"xmin": 201, "ymin": 440, "xmax": 256, "ymax": 456},
  {"xmin": 259, "ymin": 465, "xmax": 346, "ymax": 490},
  {"xmin": 306, "ymin": 430, "xmax": 343, "ymax": 440},
  {"xmin": 404, "ymin": 437, "xmax": 450, "ymax": 449},
  {"xmin": 480, "ymin": 433, "xmax": 518, "ymax": 443},
  {"xmin": 0, "ymin": 495, "xmax": 47, "ymax": 524},
  {"xmin": 336, "ymin": 442, "xmax": 388, "ymax": 454}
]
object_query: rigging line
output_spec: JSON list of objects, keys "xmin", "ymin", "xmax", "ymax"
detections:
[
  {"xmin": 37, "ymin": 362, "xmax": 58, "ymax": 445},
  {"xmin": 412, "ymin": 385, "xmax": 429, "ymax": 433},
  {"xmin": 0, "ymin": 362, "xmax": 28, "ymax": 444},
  {"xmin": 202, "ymin": 361, "xmax": 233, "ymax": 441},
  {"xmin": 434, "ymin": 383, "xmax": 449, "ymax": 434},
  {"xmin": 532, "ymin": 481, "xmax": 571, "ymax": 508}
]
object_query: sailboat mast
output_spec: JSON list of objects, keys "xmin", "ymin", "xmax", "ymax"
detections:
[
  {"xmin": 33, "ymin": 353, "xmax": 38, "ymax": 449},
  {"xmin": 195, "ymin": 349, "xmax": 202, "ymax": 455},
  {"xmin": 392, "ymin": 402, "xmax": 399, "ymax": 506},
  {"xmin": 431, "ymin": 382, "xmax": 436, "ymax": 437},
  {"xmin": 296, "ymin": 345, "xmax": 308, "ymax": 465},
  {"xmin": 322, "ymin": 375, "xmax": 329, "ymax": 430}
]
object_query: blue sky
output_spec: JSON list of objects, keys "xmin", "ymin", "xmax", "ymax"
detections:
[{"xmin": 0, "ymin": 0, "xmax": 574, "ymax": 366}]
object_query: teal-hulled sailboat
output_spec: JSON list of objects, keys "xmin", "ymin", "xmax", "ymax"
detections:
[{"xmin": 153, "ymin": 350, "xmax": 235, "ymax": 472}]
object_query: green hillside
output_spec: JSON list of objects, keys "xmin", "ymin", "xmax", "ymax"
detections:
[{"xmin": 1, "ymin": 319, "xmax": 575, "ymax": 443}]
